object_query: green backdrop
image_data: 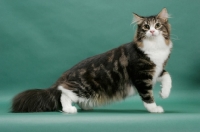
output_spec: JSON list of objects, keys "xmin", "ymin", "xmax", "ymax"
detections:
[{"xmin": 0, "ymin": 0, "xmax": 200, "ymax": 132}]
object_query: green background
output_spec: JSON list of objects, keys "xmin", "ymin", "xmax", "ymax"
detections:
[{"xmin": 0, "ymin": 0, "xmax": 200, "ymax": 131}]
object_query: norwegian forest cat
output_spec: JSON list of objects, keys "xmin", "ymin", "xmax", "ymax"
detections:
[{"xmin": 12, "ymin": 8, "xmax": 172, "ymax": 113}]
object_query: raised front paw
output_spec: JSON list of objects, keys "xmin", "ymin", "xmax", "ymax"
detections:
[{"xmin": 160, "ymin": 87, "xmax": 170, "ymax": 99}]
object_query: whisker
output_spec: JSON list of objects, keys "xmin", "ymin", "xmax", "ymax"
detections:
[
  {"xmin": 130, "ymin": 23, "xmax": 137, "ymax": 30},
  {"xmin": 170, "ymin": 34, "xmax": 179, "ymax": 40}
]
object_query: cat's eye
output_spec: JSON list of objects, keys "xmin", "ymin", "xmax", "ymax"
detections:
[
  {"xmin": 155, "ymin": 23, "xmax": 161, "ymax": 28},
  {"xmin": 143, "ymin": 24, "xmax": 150, "ymax": 30}
]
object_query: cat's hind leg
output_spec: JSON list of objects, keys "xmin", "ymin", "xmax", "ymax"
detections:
[
  {"xmin": 78, "ymin": 101, "xmax": 94, "ymax": 110},
  {"xmin": 58, "ymin": 86, "xmax": 78, "ymax": 114},
  {"xmin": 157, "ymin": 70, "xmax": 172, "ymax": 99},
  {"xmin": 60, "ymin": 93, "xmax": 77, "ymax": 113}
]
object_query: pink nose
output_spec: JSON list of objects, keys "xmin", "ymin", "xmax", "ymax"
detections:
[{"xmin": 150, "ymin": 30, "xmax": 155, "ymax": 34}]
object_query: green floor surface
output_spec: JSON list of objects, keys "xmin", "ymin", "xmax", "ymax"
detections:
[{"xmin": 1, "ymin": 85, "xmax": 200, "ymax": 132}]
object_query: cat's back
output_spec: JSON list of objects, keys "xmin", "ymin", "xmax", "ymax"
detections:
[{"xmin": 67, "ymin": 42, "xmax": 136, "ymax": 72}]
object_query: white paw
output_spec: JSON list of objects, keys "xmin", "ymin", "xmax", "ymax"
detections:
[
  {"xmin": 148, "ymin": 106, "xmax": 164, "ymax": 113},
  {"xmin": 160, "ymin": 87, "xmax": 170, "ymax": 99},
  {"xmin": 63, "ymin": 106, "xmax": 77, "ymax": 114},
  {"xmin": 144, "ymin": 102, "xmax": 164, "ymax": 113}
]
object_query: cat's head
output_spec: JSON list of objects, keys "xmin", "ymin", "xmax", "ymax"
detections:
[{"xmin": 132, "ymin": 8, "xmax": 170, "ymax": 41}]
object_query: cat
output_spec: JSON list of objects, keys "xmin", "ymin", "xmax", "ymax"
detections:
[{"xmin": 12, "ymin": 8, "xmax": 172, "ymax": 113}]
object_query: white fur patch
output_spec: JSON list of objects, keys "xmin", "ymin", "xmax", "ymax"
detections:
[
  {"xmin": 60, "ymin": 93, "xmax": 77, "ymax": 113},
  {"xmin": 58, "ymin": 86, "xmax": 79, "ymax": 113},
  {"xmin": 143, "ymin": 102, "xmax": 164, "ymax": 113},
  {"xmin": 58, "ymin": 85, "xmax": 94, "ymax": 111},
  {"xmin": 58, "ymin": 86, "xmax": 79, "ymax": 102},
  {"xmin": 141, "ymin": 34, "xmax": 172, "ymax": 83},
  {"xmin": 157, "ymin": 73, "xmax": 172, "ymax": 98}
]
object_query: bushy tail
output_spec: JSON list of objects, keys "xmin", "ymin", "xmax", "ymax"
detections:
[{"xmin": 12, "ymin": 88, "xmax": 62, "ymax": 112}]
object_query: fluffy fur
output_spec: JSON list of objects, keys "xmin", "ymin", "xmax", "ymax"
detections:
[
  {"xmin": 12, "ymin": 88, "xmax": 61, "ymax": 112},
  {"xmin": 12, "ymin": 8, "xmax": 172, "ymax": 113}
]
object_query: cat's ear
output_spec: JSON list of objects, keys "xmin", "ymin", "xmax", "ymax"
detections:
[
  {"xmin": 132, "ymin": 13, "xmax": 144, "ymax": 24},
  {"xmin": 157, "ymin": 8, "xmax": 170, "ymax": 22}
]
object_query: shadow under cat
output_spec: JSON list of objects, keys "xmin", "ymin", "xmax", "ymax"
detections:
[{"xmin": 78, "ymin": 109, "xmax": 182, "ymax": 114}]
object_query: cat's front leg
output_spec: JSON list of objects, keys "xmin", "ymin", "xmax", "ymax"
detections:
[
  {"xmin": 157, "ymin": 70, "xmax": 172, "ymax": 99},
  {"xmin": 135, "ymin": 80, "xmax": 164, "ymax": 113}
]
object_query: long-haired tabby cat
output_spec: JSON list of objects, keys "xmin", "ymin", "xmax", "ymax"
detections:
[{"xmin": 12, "ymin": 8, "xmax": 172, "ymax": 113}]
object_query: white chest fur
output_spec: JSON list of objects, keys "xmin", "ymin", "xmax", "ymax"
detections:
[{"xmin": 140, "ymin": 35, "xmax": 172, "ymax": 83}]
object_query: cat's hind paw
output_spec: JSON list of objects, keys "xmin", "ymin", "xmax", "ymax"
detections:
[{"xmin": 62, "ymin": 106, "xmax": 77, "ymax": 114}]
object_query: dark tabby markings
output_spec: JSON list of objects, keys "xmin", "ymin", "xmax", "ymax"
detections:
[
  {"xmin": 78, "ymin": 69, "xmax": 91, "ymax": 89},
  {"xmin": 92, "ymin": 79, "xmax": 100, "ymax": 87},
  {"xmin": 100, "ymin": 64, "xmax": 114, "ymax": 83},
  {"xmin": 108, "ymin": 50, "xmax": 114, "ymax": 62},
  {"xmin": 139, "ymin": 90, "xmax": 154, "ymax": 103},
  {"xmin": 90, "ymin": 71, "xmax": 96, "ymax": 78},
  {"xmin": 92, "ymin": 64, "xmax": 100, "ymax": 71},
  {"xmin": 119, "ymin": 49, "xmax": 128, "ymax": 67},
  {"xmin": 143, "ymin": 79, "xmax": 153, "ymax": 87},
  {"xmin": 113, "ymin": 60, "xmax": 123, "ymax": 80},
  {"xmin": 119, "ymin": 48, "xmax": 129, "ymax": 80}
]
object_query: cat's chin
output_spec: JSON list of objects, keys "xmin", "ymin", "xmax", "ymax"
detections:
[{"xmin": 145, "ymin": 35, "xmax": 158, "ymax": 40}]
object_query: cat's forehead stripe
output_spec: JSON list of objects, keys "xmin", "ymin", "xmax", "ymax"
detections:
[{"xmin": 144, "ymin": 17, "xmax": 158, "ymax": 25}]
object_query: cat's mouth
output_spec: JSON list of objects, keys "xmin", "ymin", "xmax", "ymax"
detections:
[{"xmin": 146, "ymin": 31, "xmax": 160, "ymax": 38}]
